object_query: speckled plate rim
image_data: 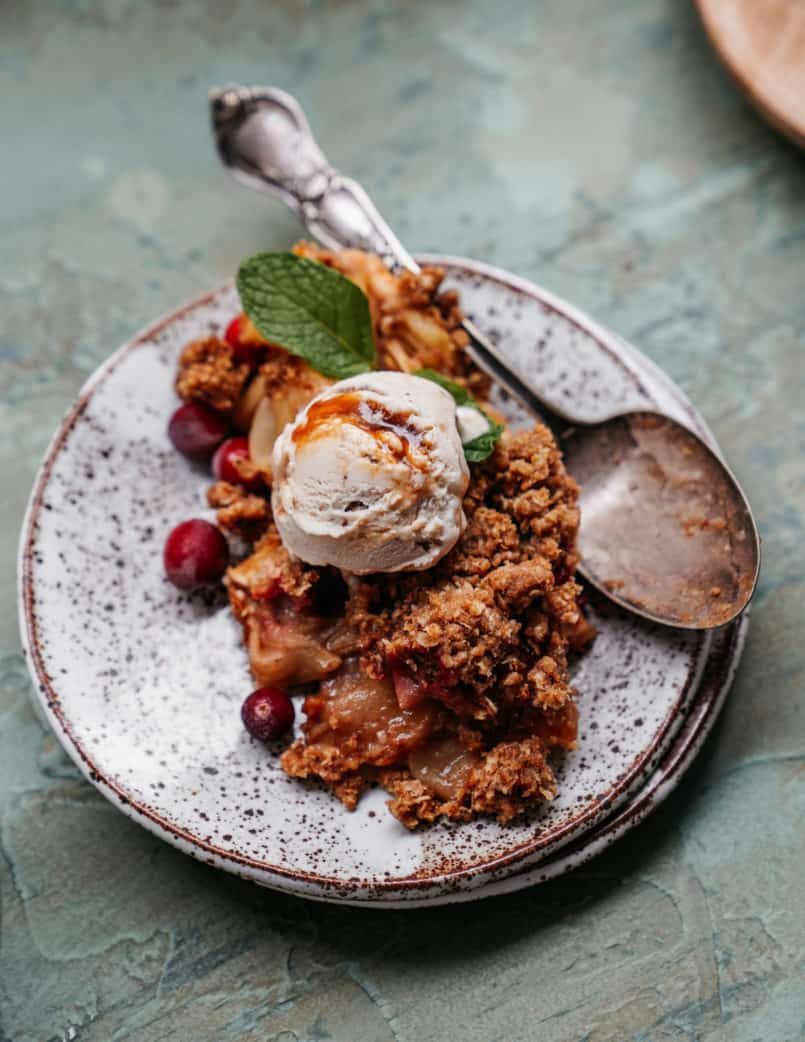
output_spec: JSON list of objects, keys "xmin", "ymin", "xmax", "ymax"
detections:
[{"xmin": 17, "ymin": 256, "xmax": 748, "ymax": 904}]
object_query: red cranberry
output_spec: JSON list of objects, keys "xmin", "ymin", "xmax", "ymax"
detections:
[
  {"xmin": 168, "ymin": 402, "xmax": 230, "ymax": 458},
  {"xmin": 241, "ymin": 686, "xmax": 295, "ymax": 741},
  {"xmin": 225, "ymin": 314, "xmax": 262, "ymax": 366},
  {"xmin": 224, "ymin": 314, "xmax": 245, "ymax": 347},
  {"xmin": 212, "ymin": 436, "xmax": 262, "ymax": 490},
  {"xmin": 163, "ymin": 519, "xmax": 229, "ymax": 590}
]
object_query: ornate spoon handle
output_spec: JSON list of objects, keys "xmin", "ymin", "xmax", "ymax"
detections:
[{"xmin": 210, "ymin": 84, "xmax": 420, "ymax": 273}]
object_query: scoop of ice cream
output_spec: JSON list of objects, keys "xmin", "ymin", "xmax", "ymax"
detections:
[{"xmin": 271, "ymin": 371, "xmax": 470, "ymax": 574}]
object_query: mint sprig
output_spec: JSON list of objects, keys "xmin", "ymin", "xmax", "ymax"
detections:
[
  {"xmin": 237, "ymin": 252, "xmax": 375, "ymax": 379},
  {"xmin": 415, "ymin": 369, "xmax": 504, "ymax": 463}
]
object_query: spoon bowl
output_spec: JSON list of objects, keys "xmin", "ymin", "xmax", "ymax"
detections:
[
  {"xmin": 209, "ymin": 83, "xmax": 761, "ymax": 630},
  {"xmin": 563, "ymin": 411, "xmax": 758, "ymax": 628}
]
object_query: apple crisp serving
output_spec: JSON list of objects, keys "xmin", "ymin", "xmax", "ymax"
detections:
[{"xmin": 171, "ymin": 243, "xmax": 593, "ymax": 827}]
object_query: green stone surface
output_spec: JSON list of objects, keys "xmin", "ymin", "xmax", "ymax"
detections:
[{"xmin": 2, "ymin": 3, "xmax": 803, "ymax": 1040}]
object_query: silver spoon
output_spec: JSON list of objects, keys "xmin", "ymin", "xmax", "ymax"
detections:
[{"xmin": 208, "ymin": 83, "xmax": 760, "ymax": 631}]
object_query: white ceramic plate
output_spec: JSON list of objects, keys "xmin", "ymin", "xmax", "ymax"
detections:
[{"xmin": 18, "ymin": 257, "xmax": 747, "ymax": 904}]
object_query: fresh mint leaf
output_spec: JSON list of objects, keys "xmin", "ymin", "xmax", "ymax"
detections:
[
  {"xmin": 415, "ymin": 368, "xmax": 504, "ymax": 463},
  {"xmin": 237, "ymin": 252, "xmax": 375, "ymax": 379}
]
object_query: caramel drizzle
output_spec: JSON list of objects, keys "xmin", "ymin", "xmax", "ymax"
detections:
[{"xmin": 292, "ymin": 392, "xmax": 428, "ymax": 468}]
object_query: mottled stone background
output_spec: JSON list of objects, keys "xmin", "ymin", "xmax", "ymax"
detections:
[{"xmin": 1, "ymin": 2, "xmax": 804, "ymax": 1040}]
